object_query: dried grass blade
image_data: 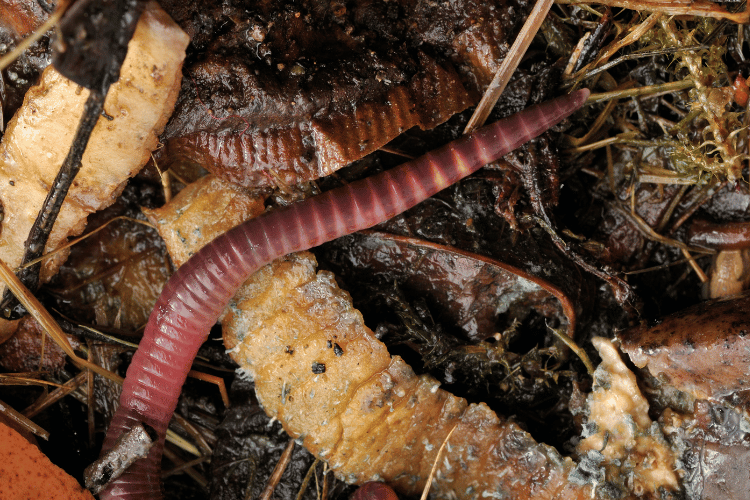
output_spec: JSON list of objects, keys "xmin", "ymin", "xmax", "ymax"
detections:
[
  {"xmin": 0, "ymin": 256, "xmax": 122, "ymax": 383},
  {"xmin": 0, "ymin": 397, "xmax": 50, "ymax": 439},
  {"xmin": 420, "ymin": 424, "xmax": 459, "ymax": 500},
  {"xmin": 464, "ymin": 0, "xmax": 554, "ymax": 132},
  {"xmin": 22, "ymin": 371, "xmax": 87, "ymax": 418},
  {"xmin": 0, "ymin": 0, "xmax": 70, "ymax": 72}
]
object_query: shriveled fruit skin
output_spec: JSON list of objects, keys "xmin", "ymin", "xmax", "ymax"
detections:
[
  {"xmin": 0, "ymin": 1, "xmax": 188, "ymax": 285},
  {"xmin": 223, "ymin": 253, "xmax": 592, "ymax": 500},
  {"xmin": 0, "ymin": 421, "xmax": 95, "ymax": 500}
]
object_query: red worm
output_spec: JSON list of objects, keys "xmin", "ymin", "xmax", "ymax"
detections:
[
  {"xmin": 687, "ymin": 218, "xmax": 750, "ymax": 250},
  {"xmin": 99, "ymin": 88, "xmax": 590, "ymax": 499},
  {"xmin": 350, "ymin": 482, "xmax": 399, "ymax": 500}
]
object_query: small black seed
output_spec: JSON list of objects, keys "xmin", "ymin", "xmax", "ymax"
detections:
[
  {"xmin": 333, "ymin": 343, "xmax": 343, "ymax": 356},
  {"xmin": 311, "ymin": 362, "xmax": 326, "ymax": 374}
]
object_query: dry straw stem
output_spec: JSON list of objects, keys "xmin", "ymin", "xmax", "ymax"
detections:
[
  {"xmin": 0, "ymin": 257, "xmax": 122, "ymax": 383},
  {"xmin": 0, "ymin": 0, "xmax": 71, "ymax": 72},
  {"xmin": 0, "ymin": 397, "xmax": 49, "ymax": 439},
  {"xmin": 259, "ymin": 439, "xmax": 296, "ymax": 500},
  {"xmin": 559, "ymin": 0, "xmax": 749, "ymax": 23},
  {"xmin": 464, "ymin": 0, "xmax": 554, "ymax": 132}
]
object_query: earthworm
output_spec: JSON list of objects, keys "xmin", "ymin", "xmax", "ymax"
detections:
[
  {"xmin": 350, "ymin": 482, "xmax": 399, "ymax": 500},
  {"xmin": 99, "ymin": 88, "xmax": 590, "ymax": 499},
  {"xmin": 687, "ymin": 218, "xmax": 750, "ymax": 250}
]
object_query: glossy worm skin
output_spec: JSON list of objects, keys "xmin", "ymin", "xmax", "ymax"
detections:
[
  {"xmin": 99, "ymin": 89, "xmax": 590, "ymax": 499},
  {"xmin": 687, "ymin": 218, "xmax": 750, "ymax": 250},
  {"xmin": 350, "ymin": 482, "xmax": 400, "ymax": 500}
]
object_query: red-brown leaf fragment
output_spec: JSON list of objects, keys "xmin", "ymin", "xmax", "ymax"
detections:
[
  {"xmin": 618, "ymin": 293, "xmax": 750, "ymax": 400},
  {"xmin": 157, "ymin": 0, "xmax": 522, "ymax": 189}
]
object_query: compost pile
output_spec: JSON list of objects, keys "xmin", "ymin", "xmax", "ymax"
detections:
[{"xmin": 1, "ymin": 0, "xmax": 750, "ymax": 499}]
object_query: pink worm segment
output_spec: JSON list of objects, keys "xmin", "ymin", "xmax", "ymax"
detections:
[{"xmin": 100, "ymin": 89, "xmax": 590, "ymax": 499}]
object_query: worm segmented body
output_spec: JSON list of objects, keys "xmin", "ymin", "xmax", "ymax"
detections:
[{"xmin": 100, "ymin": 89, "xmax": 590, "ymax": 499}]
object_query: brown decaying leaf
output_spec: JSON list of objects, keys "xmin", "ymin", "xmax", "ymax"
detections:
[
  {"xmin": 0, "ymin": 315, "xmax": 77, "ymax": 373},
  {"xmin": 614, "ymin": 295, "xmax": 750, "ymax": 500},
  {"xmin": 156, "ymin": 0, "xmax": 527, "ymax": 189},
  {"xmin": 0, "ymin": 0, "xmax": 50, "ymax": 39},
  {"xmin": 327, "ymin": 230, "xmax": 576, "ymax": 339}
]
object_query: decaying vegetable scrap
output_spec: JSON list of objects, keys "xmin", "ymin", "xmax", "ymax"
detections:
[
  {"xmin": 578, "ymin": 338, "xmax": 679, "ymax": 498},
  {"xmin": 142, "ymin": 175, "xmax": 265, "ymax": 268},
  {"xmin": 0, "ymin": 1, "xmax": 187, "ymax": 334},
  {"xmin": 156, "ymin": 0, "xmax": 526, "ymax": 189},
  {"xmin": 0, "ymin": 419, "xmax": 94, "ymax": 500},
  {"xmin": 616, "ymin": 294, "xmax": 750, "ymax": 500},
  {"xmin": 222, "ymin": 253, "xmax": 593, "ymax": 499}
]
